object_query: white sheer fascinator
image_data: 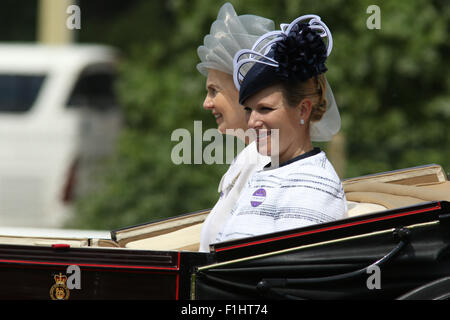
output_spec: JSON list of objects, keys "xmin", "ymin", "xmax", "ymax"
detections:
[{"xmin": 197, "ymin": 3, "xmax": 275, "ymax": 76}]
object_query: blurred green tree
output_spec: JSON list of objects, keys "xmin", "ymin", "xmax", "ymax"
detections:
[{"xmin": 66, "ymin": 0, "xmax": 449, "ymax": 230}]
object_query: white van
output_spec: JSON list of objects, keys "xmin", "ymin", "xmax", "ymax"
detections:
[{"xmin": 0, "ymin": 44, "xmax": 122, "ymax": 228}]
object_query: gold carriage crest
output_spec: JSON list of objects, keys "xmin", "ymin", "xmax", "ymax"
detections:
[{"xmin": 49, "ymin": 273, "xmax": 70, "ymax": 300}]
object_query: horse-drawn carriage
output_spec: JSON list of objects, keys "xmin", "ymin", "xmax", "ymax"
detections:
[{"xmin": 0, "ymin": 164, "xmax": 449, "ymax": 300}]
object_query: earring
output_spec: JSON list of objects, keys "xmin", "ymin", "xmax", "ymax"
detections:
[{"xmin": 300, "ymin": 119, "xmax": 305, "ymax": 125}]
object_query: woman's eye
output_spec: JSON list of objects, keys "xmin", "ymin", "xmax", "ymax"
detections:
[
  {"xmin": 244, "ymin": 107, "xmax": 251, "ymax": 112},
  {"xmin": 208, "ymin": 87, "xmax": 218, "ymax": 96},
  {"xmin": 260, "ymin": 106, "xmax": 273, "ymax": 112}
]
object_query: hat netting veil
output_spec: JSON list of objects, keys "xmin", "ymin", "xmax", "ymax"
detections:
[{"xmin": 197, "ymin": 3, "xmax": 275, "ymax": 76}]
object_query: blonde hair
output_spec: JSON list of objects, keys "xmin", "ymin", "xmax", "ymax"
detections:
[{"xmin": 281, "ymin": 74, "xmax": 328, "ymax": 122}]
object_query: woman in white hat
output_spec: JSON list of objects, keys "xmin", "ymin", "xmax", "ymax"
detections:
[
  {"xmin": 196, "ymin": 3, "xmax": 275, "ymax": 252},
  {"xmin": 215, "ymin": 15, "xmax": 347, "ymax": 242}
]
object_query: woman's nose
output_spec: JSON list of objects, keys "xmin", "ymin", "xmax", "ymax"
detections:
[
  {"xmin": 247, "ymin": 110, "xmax": 262, "ymax": 129},
  {"xmin": 203, "ymin": 96, "xmax": 214, "ymax": 110}
]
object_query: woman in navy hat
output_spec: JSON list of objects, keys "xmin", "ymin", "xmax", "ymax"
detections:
[{"xmin": 216, "ymin": 15, "xmax": 348, "ymax": 242}]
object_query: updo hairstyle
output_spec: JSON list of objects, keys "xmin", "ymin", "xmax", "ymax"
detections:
[{"xmin": 281, "ymin": 74, "xmax": 328, "ymax": 122}]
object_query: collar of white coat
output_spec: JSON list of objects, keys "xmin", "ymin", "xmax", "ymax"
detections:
[{"xmin": 217, "ymin": 141, "xmax": 270, "ymax": 193}]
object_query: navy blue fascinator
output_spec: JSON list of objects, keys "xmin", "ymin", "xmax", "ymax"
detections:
[{"xmin": 233, "ymin": 15, "xmax": 333, "ymax": 105}]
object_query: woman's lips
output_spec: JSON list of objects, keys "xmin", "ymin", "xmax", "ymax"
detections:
[
  {"xmin": 255, "ymin": 129, "xmax": 272, "ymax": 156},
  {"xmin": 213, "ymin": 113, "xmax": 222, "ymax": 123},
  {"xmin": 256, "ymin": 129, "xmax": 271, "ymax": 141}
]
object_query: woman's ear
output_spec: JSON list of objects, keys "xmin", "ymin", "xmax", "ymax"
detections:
[{"xmin": 298, "ymin": 98, "xmax": 313, "ymax": 124}]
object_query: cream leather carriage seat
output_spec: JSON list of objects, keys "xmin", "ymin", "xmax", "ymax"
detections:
[
  {"xmin": 346, "ymin": 201, "xmax": 387, "ymax": 217},
  {"xmin": 343, "ymin": 164, "xmax": 450, "ymax": 217}
]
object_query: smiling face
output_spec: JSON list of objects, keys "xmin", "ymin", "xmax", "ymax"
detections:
[
  {"xmin": 203, "ymin": 69, "xmax": 248, "ymax": 134},
  {"xmin": 243, "ymin": 84, "xmax": 313, "ymax": 164}
]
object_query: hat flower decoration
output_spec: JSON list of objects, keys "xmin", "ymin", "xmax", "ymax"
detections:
[{"xmin": 233, "ymin": 14, "xmax": 333, "ymax": 90}]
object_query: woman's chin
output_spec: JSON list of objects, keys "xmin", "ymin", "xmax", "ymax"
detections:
[{"xmin": 217, "ymin": 122, "xmax": 226, "ymax": 134}]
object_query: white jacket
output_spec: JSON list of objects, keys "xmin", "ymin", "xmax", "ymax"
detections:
[
  {"xmin": 199, "ymin": 141, "xmax": 270, "ymax": 252},
  {"xmin": 216, "ymin": 149, "xmax": 348, "ymax": 243}
]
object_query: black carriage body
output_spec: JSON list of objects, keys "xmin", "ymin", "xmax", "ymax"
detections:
[
  {"xmin": 0, "ymin": 245, "xmax": 209, "ymax": 299},
  {"xmin": 0, "ymin": 201, "xmax": 449, "ymax": 299},
  {"xmin": 194, "ymin": 201, "xmax": 450, "ymax": 299}
]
